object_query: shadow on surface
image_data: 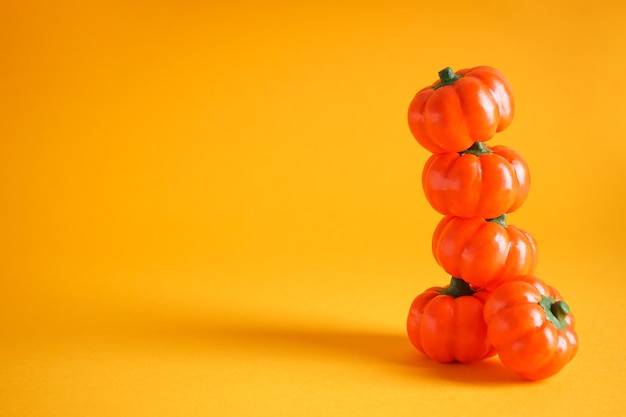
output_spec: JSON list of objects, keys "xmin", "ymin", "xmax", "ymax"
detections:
[{"xmin": 143, "ymin": 312, "xmax": 521, "ymax": 385}]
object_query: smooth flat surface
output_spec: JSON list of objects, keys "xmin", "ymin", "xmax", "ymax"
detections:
[{"xmin": 2, "ymin": 1, "xmax": 626, "ymax": 416}]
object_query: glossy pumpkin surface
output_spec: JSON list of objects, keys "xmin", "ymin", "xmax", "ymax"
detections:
[
  {"xmin": 483, "ymin": 275, "xmax": 578, "ymax": 380},
  {"xmin": 432, "ymin": 215, "xmax": 538, "ymax": 289},
  {"xmin": 422, "ymin": 142, "xmax": 530, "ymax": 219},
  {"xmin": 407, "ymin": 278, "xmax": 495, "ymax": 363},
  {"xmin": 408, "ymin": 66, "xmax": 514, "ymax": 153}
]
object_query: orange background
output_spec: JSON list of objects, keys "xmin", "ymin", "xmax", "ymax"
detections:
[{"xmin": 2, "ymin": 0, "xmax": 625, "ymax": 415}]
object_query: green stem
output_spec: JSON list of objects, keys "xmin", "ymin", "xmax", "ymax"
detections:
[
  {"xmin": 433, "ymin": 67, "xmax": 463, "ymax": 90},
  {"xmin": 461, "ymin": 141, "xmax": 493, "ymax": 156},
  {"xmin": 439, "ymin": 277, "xmax": 475, "ymax": 297},
  {"xmin": 487, "ymin": 213, "xmax": 507, "ymax": 228},
  {"xmin": 539, "ymin": 296, "xmax": 570, "ymax": 330}
]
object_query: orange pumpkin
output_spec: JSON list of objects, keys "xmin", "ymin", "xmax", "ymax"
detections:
[{"xmin": 408, "ymin": 66, "xmax": 514, "ymax": 153}]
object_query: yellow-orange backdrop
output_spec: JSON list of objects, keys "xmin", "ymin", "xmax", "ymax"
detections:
[{"xmin": 2, "ymin": 1, "xmax": 625, "ymax": 416}]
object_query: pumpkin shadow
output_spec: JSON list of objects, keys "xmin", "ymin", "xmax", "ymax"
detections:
[
  {"xmin": 148, "ymin": 313, "xmax": 522, "ymax": 385},
  {"xmin": 400, "ymin": 353, "xmax": 523, "ymax": 385}
]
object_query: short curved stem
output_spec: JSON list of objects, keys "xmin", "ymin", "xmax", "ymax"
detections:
[
  {"xmin": 433, "ymin": 67, "xmax": 462, "ymax": 90},
  {"xmin": 551, "ymin": 301, "xmax": 570, "ymax": 322},
  {"xmin": 439, "ymin": 277, "xmax": 475, "ymax": 298},
  {"xmin": 487, "ymin": 213, "xmax": 507, "ymax": 228},
  {"xmin": 540, "ymin": 296, "xmax": 570, "ymax": 330},
  {"xmin": 460, "ymin": 141, "xmax": 493, "ymax": 156}
]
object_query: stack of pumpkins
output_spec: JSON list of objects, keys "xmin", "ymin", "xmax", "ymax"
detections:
[{"xmin": 405, "ymin": 66, "xmax": 578, "ymax": 380}]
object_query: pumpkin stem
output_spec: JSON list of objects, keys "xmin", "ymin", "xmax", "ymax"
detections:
[
  {"xmin": 487, "ymin": 213, "xmax": 508, "ymax": 228},
  {"xmin": 439, "ymin": 277, "xmax": 475, "ymax": 297},
  {"xmin": 460, "ymin": 141, "xmax": 493, "ymax": 156},
  {"xmin": 433, "ymin": 67, "xmax": 462, "ymax": 90},
  {"xmin": 539, "ymin": 296, "xmax": 570, "ymax": 330}
]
